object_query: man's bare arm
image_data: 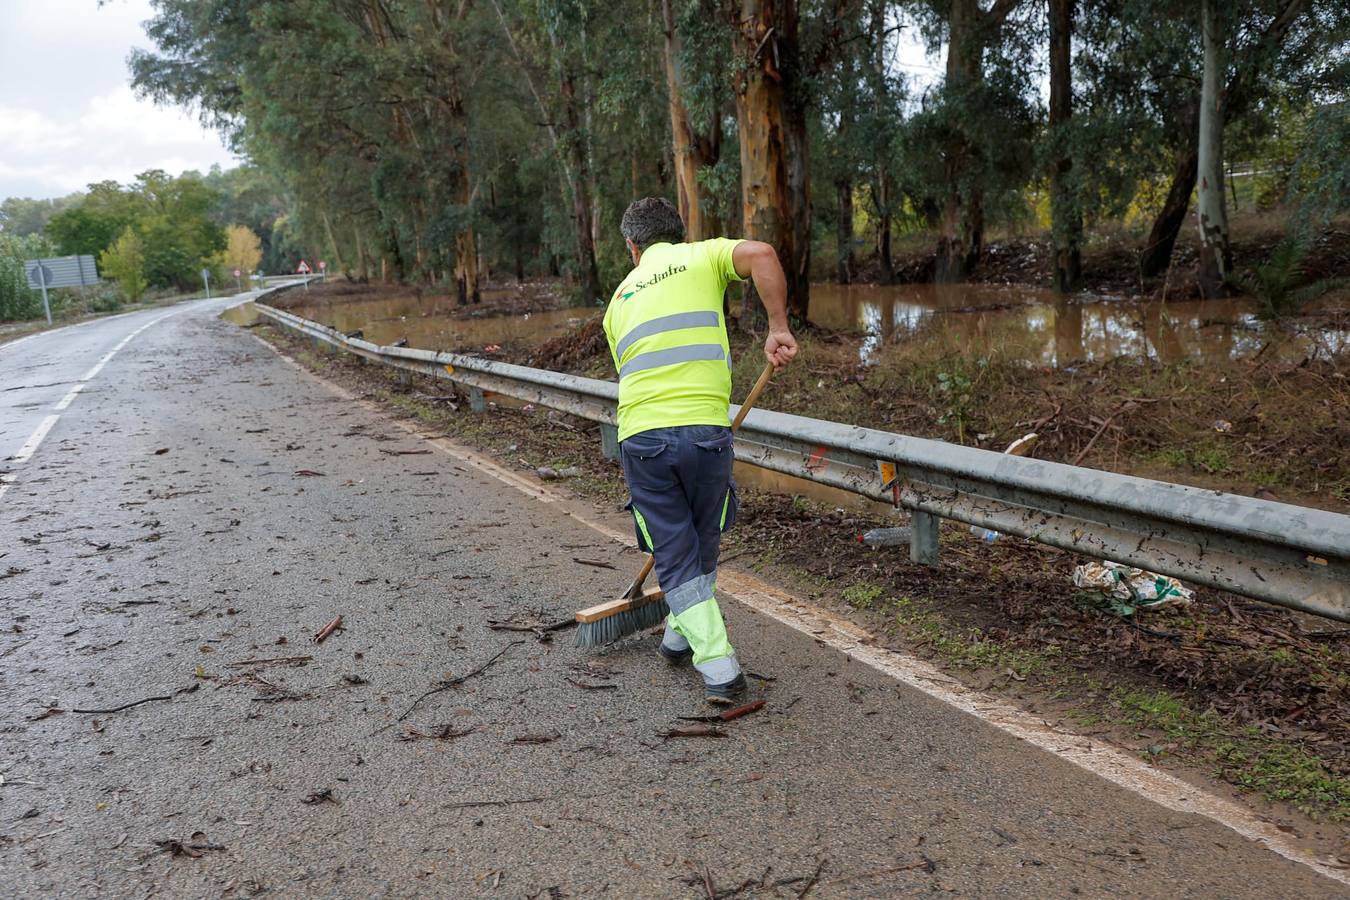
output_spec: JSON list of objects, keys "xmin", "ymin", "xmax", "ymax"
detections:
[{"xmin": 731, "ymin": 241, "xmax": 798, "ymax": 370}]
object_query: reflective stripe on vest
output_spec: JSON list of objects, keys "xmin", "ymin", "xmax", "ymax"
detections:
[
  {"xmin": 618, "ymin": 343, "xmax": 726, "ymax": 380},
  {"xmin": 615, "ymin": 310, "xmax": 721, "ymax": 360}
]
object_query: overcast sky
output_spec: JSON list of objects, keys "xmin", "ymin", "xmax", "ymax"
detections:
[{"xmin": 0, "ymin": 0, "xmax": 239, "ymax": 201}]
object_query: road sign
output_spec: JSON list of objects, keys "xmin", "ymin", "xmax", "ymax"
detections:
[
  {"xmin": 297, "ymin": 259, "xmax": 312, "ymax": 274},
  {"xmin": 24, "ymin": 255, "xmax": 97, "ymax": 290},
  {"xmin": 318, "ymin": 261, "xmax": 326, "ymax": 270},
  {"xmin": 24, "ymin": 255, "xmax": 98, "ymax": 325},
  {"xmin": 233, "ymin": 268, "xmax": 241, "ymax": 278}
]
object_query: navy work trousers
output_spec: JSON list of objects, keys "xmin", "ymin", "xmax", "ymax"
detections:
[{"xmin": 620, "ymin": 424, "xmax": 740, "ymax": 685}]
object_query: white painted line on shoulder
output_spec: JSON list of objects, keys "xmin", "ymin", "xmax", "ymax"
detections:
[{"xmin": 13, "ymin": 414, "xmax": 60, "ymax": 464}]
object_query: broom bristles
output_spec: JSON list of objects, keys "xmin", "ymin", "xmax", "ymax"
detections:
[{"xmin": 574, "ymin": 597, "xmax": 670, "ymax": 647}]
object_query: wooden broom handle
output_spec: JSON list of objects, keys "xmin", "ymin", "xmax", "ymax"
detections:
[{"xmin": 731, "ymin": 362, "xmax": 775, "ymax": 433}]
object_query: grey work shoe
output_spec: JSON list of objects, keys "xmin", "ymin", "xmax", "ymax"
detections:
[
  {"xmin": 658, "ymin": 643, "xmax": 693, "ymax": 666},
  {"xmin": 704, "ymin": 673, "xmax": 748, "ymax": 705}
]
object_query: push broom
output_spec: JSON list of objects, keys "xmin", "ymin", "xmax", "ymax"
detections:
[{"xmin": 574, "ymin": 361, "xmax": 775, "ymax": 647}]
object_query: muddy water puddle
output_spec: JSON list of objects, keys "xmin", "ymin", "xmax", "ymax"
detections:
[
  {"xmin": 809, "ymin": 283, "xmax": 1347, "ymax": 366},
  {"xmin": 288, "ymin": 293, "xmax": 588, "ymax": 351},
  {"xmin": 286, "ymin": 281, "xmax": 1346, "ymax": 368}
]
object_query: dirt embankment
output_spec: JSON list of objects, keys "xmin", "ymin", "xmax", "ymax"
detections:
[{"xmin": 258, "ymin": 321, "xmax": 1349, "ymax": 833}]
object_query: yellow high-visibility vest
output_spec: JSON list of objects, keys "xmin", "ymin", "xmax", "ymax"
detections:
[{"xmin": 602, "ymin": 238, "xmax": 744, "ymax": 441}]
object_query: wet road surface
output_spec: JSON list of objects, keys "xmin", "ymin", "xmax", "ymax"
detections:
[{"xmin": 0, "ymin": 296, "xmax": 1344, "ymax": 897}]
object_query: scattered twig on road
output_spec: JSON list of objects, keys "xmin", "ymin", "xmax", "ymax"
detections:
[
  {"xmin": 825, "ymin": 856, "xmax": 937, "ymax": 886},
  {"xmin": 571, "ymin": 557, "xmax": 615, "ymax": 570},
  {"xmin": 794, "ymin": 860, "xmax": 827, "ymax": 898},
  {"xmin": 444, "ymin": 796, "xmax": 547, "ymax": 810},
  {"xmin": 226, "ymin": 655, "xmax": 313, "ymax": 669},
  {"xmin": 378, "ymin": 448, "xmax": 432, "ymax": 456},
  {"xmin": 487, "ymin": 617, "xmax": 575, "ymax": 634},
  {"xmin": 294, "ymin": 469, "xmax": 324, "ymax": 477},
  {"xmin": 303, "ymin": 788, "xmax": 337, "ymax": 805},
  {"xmin": 677, "ymin": 700, "xmax": 765, "ymax": 723},
  {"xmin": 314, "ymin": 615, "xmax": 343, "ymax": 644},
  {"xmin": 565, "ymin": 677, "xmax": 617, "ymax": 691},
  {"xmin": 399, "ymin": 724, "xmax": 476, "ymax": 742},
  {"xmin": 511, "ymin": 730, "xmax": 561, "ymax": 745},
  {"xmin": 702, "ymin": 862, "xmax": 716, "ymax": 900},
  {"xmin": 659, "ymin": 724, "xmax": 726, "ymax": 740},
  {"xmin": 73, "ymin": 684, "xmax": 198, "ymax": 714},
  {"xmin": 393, "ymin": 640, "xmax": 524, "ymax": 723}
]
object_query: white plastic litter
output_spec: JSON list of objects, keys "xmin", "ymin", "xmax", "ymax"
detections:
[{"xmin": 1072, "ymin": 561, "xmax": 1194, "ymax": 609}]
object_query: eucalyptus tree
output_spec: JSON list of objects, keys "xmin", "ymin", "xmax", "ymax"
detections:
[{"xmin": 907, "ymin": 0, "xmax": 1041, "ymax": 282}]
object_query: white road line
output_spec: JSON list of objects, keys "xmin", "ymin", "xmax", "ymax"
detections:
[
  {"xmin": 53, "ymin": 383, "xmax": 85, "ymax": 410},
  {"xmin": 5, "ymin": 413, "xmax": 62, "ymax": 499},
  {"xmin": 12, "ymin": 414, "xmax": 60, "ymax": 463},
  {"xmin": 2, "ymin": 307, "xmax": 189, "ymax": 502},
  {"xmin": 255, "ymin": 333, "xmax": 1349, "ymax": 888}
]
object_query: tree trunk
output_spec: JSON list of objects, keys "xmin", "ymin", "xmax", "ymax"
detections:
[
  {"xmin": 1139, "ymin": 124, "xmax": 1197, "ymax": 279},
  {"xmin": 1196, "ymin": 0, "xmax": 1231, "ymax": 298},
  {"xmin": 663, "ymin": 0, "xmax": 706, "ymax": 239},
  {"xmin": 1048, "ymin": 0, "xmax": 1081, "ymax": 293},
  {"xmin": 934, "ymin": 0, "xmax": 985, "ymax": 282},
  {"xmin": 836, "ymin": 179, "xmax": 854, "ymax": 283},
  {"xmin": 729, "ymin": 0, "xmax": 809, "ymax": 328},
  {"xmin": 560, "ymin": 69, "xmax": 603, "ymax": 303}
]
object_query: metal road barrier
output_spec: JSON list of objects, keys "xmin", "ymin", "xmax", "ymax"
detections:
[{"xmin": 255, "ymin": 302, "xmax": 1350, "ymax": 623}]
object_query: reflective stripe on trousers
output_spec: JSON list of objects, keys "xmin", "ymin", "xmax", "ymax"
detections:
[{"xmin": 659, "ymin": 572, "xmax": 739, "ymax": 684}]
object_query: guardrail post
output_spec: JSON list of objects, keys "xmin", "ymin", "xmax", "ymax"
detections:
[
  {"xmin": 910, "ymin": 511, "xmax": 940, "ymax": 566},
  {"xmin": 600, "ymin": 424, "xmax": 619, "ymax": 460},
  {"xmin": 467, "ymin": 387, "xmax": 486, "ymax": 413}
]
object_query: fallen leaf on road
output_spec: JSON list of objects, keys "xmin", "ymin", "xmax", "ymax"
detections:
[{"xmin": 153, "ymin": 448, "xmax": 169, "ymax": 455}]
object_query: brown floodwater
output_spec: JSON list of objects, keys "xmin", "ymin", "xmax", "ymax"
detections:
[
  {"xmin": 807, "ymin": 283, "xmax": 1348, "ymax": 366},
  {"xmin": 287, "ymin": 281, "xmax": 1348, "ymax": 368},
  {"xmin": 287, "ymin": 292, "xmax": 587, "ymax": 352}
]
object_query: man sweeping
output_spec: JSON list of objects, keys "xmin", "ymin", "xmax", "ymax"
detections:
[{"xmin": 603, "ymin": 197, "xmax": 797, "ymax": 704}]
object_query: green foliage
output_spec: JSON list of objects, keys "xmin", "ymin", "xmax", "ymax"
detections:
[
  {"xmin": 0, "ymin": 195, "xmax": 82, "ymax": 237},
  {"xmin": 99, "ymin": 227, "xmax": 148, "ymax": 304},
  {"xmin": 0, "ymin": 232, "xmax": 56, "ymax": 321},
  {"xmin": 933, "ymin": 357, "xmax": 990, "ymax": 445}
]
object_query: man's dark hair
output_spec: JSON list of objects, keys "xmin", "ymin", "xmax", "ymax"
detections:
[{"xmin": 621, "ymin": 197, "xmax": 686, "ymax": 250}]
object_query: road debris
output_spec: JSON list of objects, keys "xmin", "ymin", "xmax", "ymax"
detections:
[
  {"xmin": 399, "ymin": 724, "xmax": 475, "ymax": 742},
  {"xmin": 314, "ymin": 614, "xmax": 343, "ymax": 643},
  {"xmin": 571, "ymin": 557, "xmax": 615, "ymax": 570},
  {"xmin": 302, "ymin": 788, "xmax": 337, "ymax": 805},
  {"xmin": 73, "ymin": 683, "xmax": 198, "ymax": 714},
  {"xmin": 153, "ymin": 831, "xmax": 227, "ymax": 858},
  {"xmin": 226, "ymin": 654, "xmax": 313, "ymax": 669},
  {"xmin": 393, "ymin": 640, "xmax": 524, "ymax": 723},
  {"xmin": 565, "ymin": 677, "xmax": 617, "ymax": 691},
  {"xmin": 511, "ymin": 730, "xmax": 562, "ymax": 745},
  {"xmin": 677, "ymin": 700, "xmax": 765, "ymax": 723},
  {"xmin": 294, "ymin": 469, "xmax": 324, "ymax": 477},
  {"xmin": 659, "ymin": 724, "xmax": 726, "ymax": 740}
]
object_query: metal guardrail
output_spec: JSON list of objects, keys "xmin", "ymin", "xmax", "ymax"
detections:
[{"xmin": 255, "ymin": 302, "xmax": 1350, "ymax": 623}]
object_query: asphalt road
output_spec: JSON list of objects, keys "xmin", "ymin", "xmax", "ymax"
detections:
[{"xmin": 0, "ymin": 295, "xmax": 1343, "ymax": 898}]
